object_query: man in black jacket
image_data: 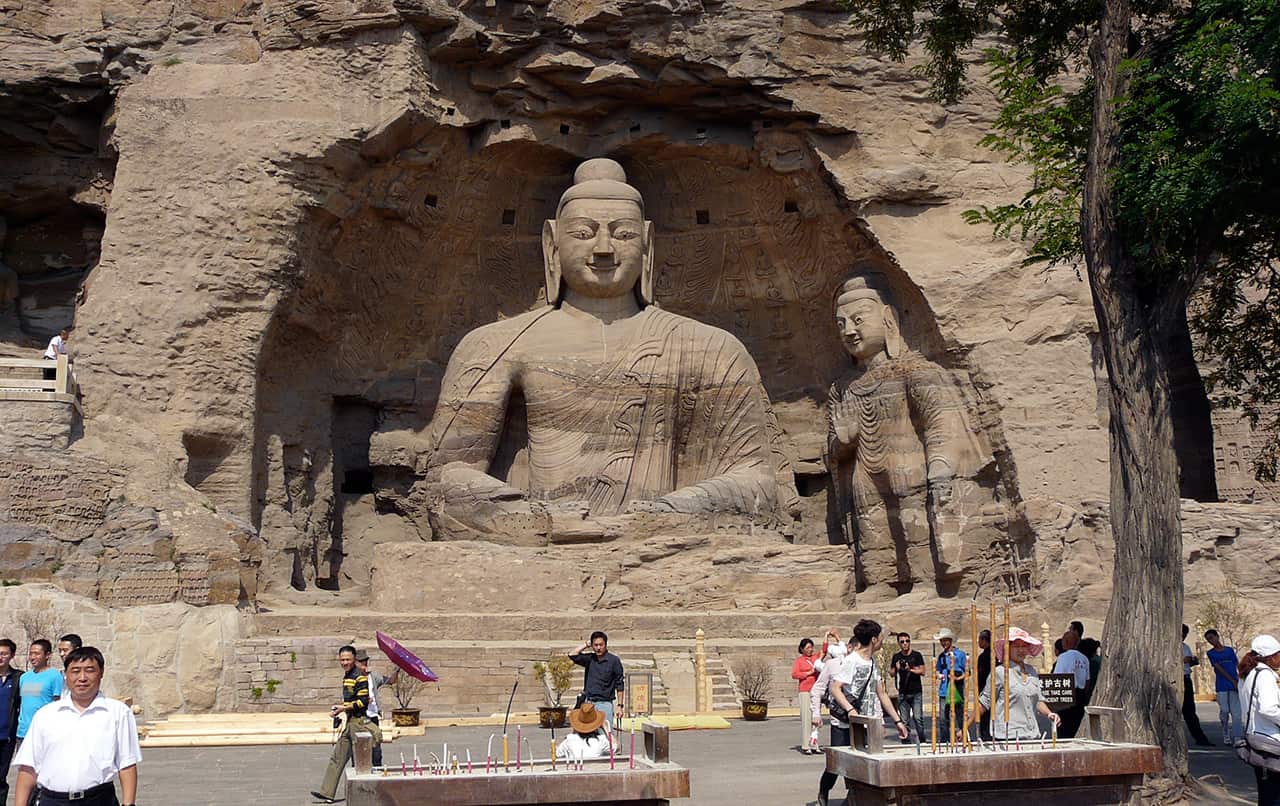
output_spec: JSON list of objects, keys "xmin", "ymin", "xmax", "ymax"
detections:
[
  {"xmin": 569, "ymin": 631, "xmax": 625, "ymax": 730},
  {"xmin": 0, "ymin": 638, "xmax": 22, "ymax": 802}
]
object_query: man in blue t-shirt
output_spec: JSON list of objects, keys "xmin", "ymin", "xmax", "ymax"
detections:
[
  {"xmin": 934, "ymin": 628, "xmax": 967, "ymax": 744},
  {"xmin": 1205, "ymin": 629, "xmax": 1242, "ymax": 742},
  {"xmin": 16, "ymin": 639, "xmax": 62, "ymax": 740}
]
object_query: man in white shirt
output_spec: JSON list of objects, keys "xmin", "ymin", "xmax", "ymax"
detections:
[
  {"xmin": 1053, "ymin": 629, "xmax": 1091, "ymax": 738},
  {"xmin": 41, "ymin": 328, "xmax": 70, "ymax": 381},
  {"xmin": 13, "ymin": 647, "xmax": 139, "ymax": 806}
]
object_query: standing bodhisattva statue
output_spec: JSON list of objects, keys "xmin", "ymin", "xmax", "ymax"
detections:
[
  {"xmin": 826, "ymin": 275, "xmax": 989, "ymax": 599},
  {"xmin": 417, "ymin": 159, "xmax": 788, "ymax": 542}
]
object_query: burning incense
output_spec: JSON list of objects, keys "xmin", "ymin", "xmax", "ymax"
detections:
[
  {"xmin": 400, "ymin": 752, "xmax": 406, "ymax": 777},
  {"xmin": 413, "ymin": 745, "xmax": 420, "ymax": 776},
  {"xmin": 486, "ymin": 734, "xmax": 494, "ymax": 773},
  {"xmin": 516, "ymin": 725, "xmax": 522, "ymax": 771},
  {"xmin": 467, "ymin": 748, "xmax": 473, "ymax": 774},
  {"xmin": 629, "ymin": 722, "xmax": 636, "ymax": 769},
  {"xmin": 502, "ymin": 678, "xmax": 518, "ymax": 772},
  {"xmin": 930, "ymin": 671, "xmax": 938, "ymax": 754},
  {"xmin": 1003, "ymin": 601, "xmax": 1011, "ymax": 746},
  {"xmin": 969, "ymin": 603, "xmax": 978, "ymax": 749}
]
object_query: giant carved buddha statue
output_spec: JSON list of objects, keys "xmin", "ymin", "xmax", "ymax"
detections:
[{"xmin": 414, "ymin": 159, "xmax": 792, "ymax": 543}]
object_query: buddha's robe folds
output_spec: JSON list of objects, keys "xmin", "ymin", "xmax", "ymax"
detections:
[{"xmin": 422, "ymin": 306, "xmax": 780, "ymax": 517}]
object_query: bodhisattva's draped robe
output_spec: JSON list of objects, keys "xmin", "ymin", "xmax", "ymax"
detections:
[{"xmin": 422, "ymin": 306, "xmax": 780, "ymax": 516}]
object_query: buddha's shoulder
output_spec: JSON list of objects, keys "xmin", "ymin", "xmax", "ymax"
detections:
[
  {"xmin": 452, "ymin": 309, "xmax": 552, "ymax": 353},
  {"xmin": 645, "ymin": 308, "xmax": 752, "ymax": 353}
]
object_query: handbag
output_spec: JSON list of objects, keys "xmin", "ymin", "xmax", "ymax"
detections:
[
  {"xmin": 1235, "ymin": 671, "xmax": 1280, "ymax": 772},
  {"xmin": 822, "ymin": 666, "xmax": 873, "ymax": 723}
]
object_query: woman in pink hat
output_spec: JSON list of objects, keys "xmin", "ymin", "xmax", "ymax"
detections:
[{"xmin": 974, "ymin": 626, "xmax": 1061, "ymax": 741}]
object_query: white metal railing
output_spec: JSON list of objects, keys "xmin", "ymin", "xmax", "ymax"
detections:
[{"xmin": 0, "ymin": 354, "xmax": 78, "ymax": 397}]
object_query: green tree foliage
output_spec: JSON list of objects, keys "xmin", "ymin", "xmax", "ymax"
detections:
[
  {"xmin": 1121, "ymin": 0, "xmax": 1280, "ymax": 480},
  {"xmin": 848, "ymin": 0, "xmax": 1280, "ymax": 479}
]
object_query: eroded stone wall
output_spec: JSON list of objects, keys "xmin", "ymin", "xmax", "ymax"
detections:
[{"xmin": 0, "ymin": 0, "xmax": 1258, "ymax": 620}]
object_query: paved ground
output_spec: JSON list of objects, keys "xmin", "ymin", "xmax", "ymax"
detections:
[{"xmin": 0, "ymin": 703, "xmax": 1257, "ymax": 805}]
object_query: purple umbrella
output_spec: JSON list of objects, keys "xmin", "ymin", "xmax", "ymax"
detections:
[{"xmin": 376, "ymin": 631, "xmax": 439, "ymax": 682}]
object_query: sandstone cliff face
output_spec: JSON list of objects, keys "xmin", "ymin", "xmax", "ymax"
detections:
[{"xmin": 0, "ymin": 0, "xmax": 1260, "ymax": 622}]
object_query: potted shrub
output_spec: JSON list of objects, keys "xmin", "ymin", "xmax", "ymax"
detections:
[
  {"xmin": 390, "ymin": 673, "xmax": 426, "ymax": 727},
  {"xmin": 732, "ymin": 656, "xmax": 773, "ymax": 721},
  {"xmin": 532, "ymin": 654, "xmax": 575, "ymax": 729}
]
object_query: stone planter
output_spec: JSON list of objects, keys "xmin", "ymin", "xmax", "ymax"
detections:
[
  {"xmin": 538, "ymin": 706, "xmax": 569, "ymax": 729},
  {"xmin": 741, "ymin": 700, "xmax": 769, "ymax": 721},
  {"xmin": 391, "ymin": 708, "xmax": 421, "ymax": 727}
]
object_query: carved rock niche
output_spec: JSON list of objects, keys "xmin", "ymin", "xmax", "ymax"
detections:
[{"xmin": 252, "ymin": 122, "xmax": 1025, "ymax": 606}]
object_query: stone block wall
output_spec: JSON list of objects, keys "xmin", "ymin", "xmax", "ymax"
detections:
[
  {"xmin": 0, "ymin": 399, "xmax": 78, "ymax": 452},
  {"xmin": 0, "ymin": 584, "xmax": 244, "ymax": 719}
]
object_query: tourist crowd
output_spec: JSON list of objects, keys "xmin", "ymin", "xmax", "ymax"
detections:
[{"xmin": 0, "ymin": 631, "xmax": 139, "ymax": 806}]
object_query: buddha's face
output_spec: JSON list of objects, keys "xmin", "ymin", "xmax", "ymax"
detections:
[
  {"xmin": 554, "ymin": 198, "xmax": 646, "ymax": 299},
  {"xmin": 836, "ymin": 298, "xmax": 887, "ymax": 362}
]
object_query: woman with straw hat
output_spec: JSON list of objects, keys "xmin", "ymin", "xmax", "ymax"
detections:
[
  {"xmin": 556, "ymin": 702, "xmax": 611, "ymax": 762},
  {"xmin": 974, "ymin": 626, "xmax": 1060, "ymax": 741}
]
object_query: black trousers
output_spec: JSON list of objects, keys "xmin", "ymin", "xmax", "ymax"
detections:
[
  {"xmin": 1257, "ymin": 765, "xmax": 1280, "ymax": 806},
  {"xmin": 818, "ymin": 723, "xmax": 852, "ymax": 798},
  {"xmin": 0, "ymin": 739, "xmax": 14, "ymax": 802},
  {"xmin": 1183, "ymin": 676, "xmax": 1210, "ymax": 744}
]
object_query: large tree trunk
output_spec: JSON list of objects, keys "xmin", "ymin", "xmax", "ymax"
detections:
[{"xmin": 1083, "ymin": 0, "xmax": 1192, "ymax": 798}]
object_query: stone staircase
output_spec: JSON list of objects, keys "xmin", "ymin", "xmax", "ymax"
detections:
[
  {"xmin": 705, "ymin": 655, "xmax": 740, "ymax": 711},
  {"xmin": 621, "ymin": 654, "xmax": 670, "ymax": 713}
]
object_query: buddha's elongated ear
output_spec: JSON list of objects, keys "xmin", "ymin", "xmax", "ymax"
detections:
[
  {"xmin": 638, "ymin": 221, "xmax": 656, "ymax": 306},
  {"xmin": 542, "ymin": 219, "xmax": 562, "ymax": 307},
  {"xmin": 883, "ymin": 305, "xmax": 903, "ymax": 358}
]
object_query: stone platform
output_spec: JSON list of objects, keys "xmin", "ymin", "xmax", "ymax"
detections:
[
  {"xmin": 346, "ymin": 723, "xmax": 690, "ymax": 806},
  {"xmin": 827, "ymin": 728, "xmax": 1162, "ymax": 805}
]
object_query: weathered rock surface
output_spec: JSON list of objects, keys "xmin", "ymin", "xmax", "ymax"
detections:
[
  {"xmin": 0, "ymin": 0, "xmax": 1269, "ymax": 628},
  {"xmin": 0, "ymin": 583, "xmax": 245, "ymax": 717}
]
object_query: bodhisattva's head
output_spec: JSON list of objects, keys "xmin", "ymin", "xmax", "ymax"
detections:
[
  {"xmin": 542, "ymin": 158, "xmax": 655, "ymax": 306},
  {"xmin": 834, "ymin": 275, "xmax": 902, "ymax": 364}
]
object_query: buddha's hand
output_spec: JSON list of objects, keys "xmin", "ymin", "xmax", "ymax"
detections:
[
  {"xmin": 437, "ymin": 462, "xmax": 526, "ymax": 503},
  {"xmin": 828, "ymin": 394, "xmax": 859, "ymax": 447},
  {"xmin": 927, "ymin": 474, "xmax": 954, "ymax": 508}
]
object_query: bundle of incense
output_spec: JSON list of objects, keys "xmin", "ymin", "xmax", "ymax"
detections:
[
  {"xmin": 516, "ymin": 726, "xmax": 522, "ymax": 771},
  {"xmin": 413, "ymin": 745, "xmax": 420, "ymax": 776},
  {"xmin": 400, "ymin": 752, "xmax": 406, "ymax": 777},
  {"xmin": 1003, "ymin": 602, "xmax": 1011, "ymax": 743},
  {"xmin": 550, "ymin": 739, "xmax": 557, "ymax": 771},
  {"xmin": 629, "ymin": 723, "xmax": 636, "ymax": 769},
  {"xmin": 452, "ymin": 755, "xmax": 459, "ymax": 775},
  {"xmin": 1052, "ymin": 719, "xmax": 1058, "ymax": 748},
  {"xmin": 487, "ymin": 734, "xmax": 494, "ymax": 773},
  {"xmin": 503, "ymin": 733, "xmax": 510, "ymax": 771},
  {"xmin": 930, "ymin": 676, "xmax": 938, "ymax": 754},
  {"xmin": 467, "ymin": 748, "xmax": 473, "ymax": 774}
]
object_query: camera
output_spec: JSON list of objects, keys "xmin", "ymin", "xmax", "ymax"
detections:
[{"xmin": 333, "ymin": 715, "xmax": 342, "ymax": 729}]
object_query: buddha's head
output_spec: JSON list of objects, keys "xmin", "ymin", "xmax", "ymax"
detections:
[
  {"xmin": 834, "ymin": 275, "xmax": 902, "ymax": 363},
  {"xmin": 542, "ymin": 158, "xmax": 655, "ymax": 306}
]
